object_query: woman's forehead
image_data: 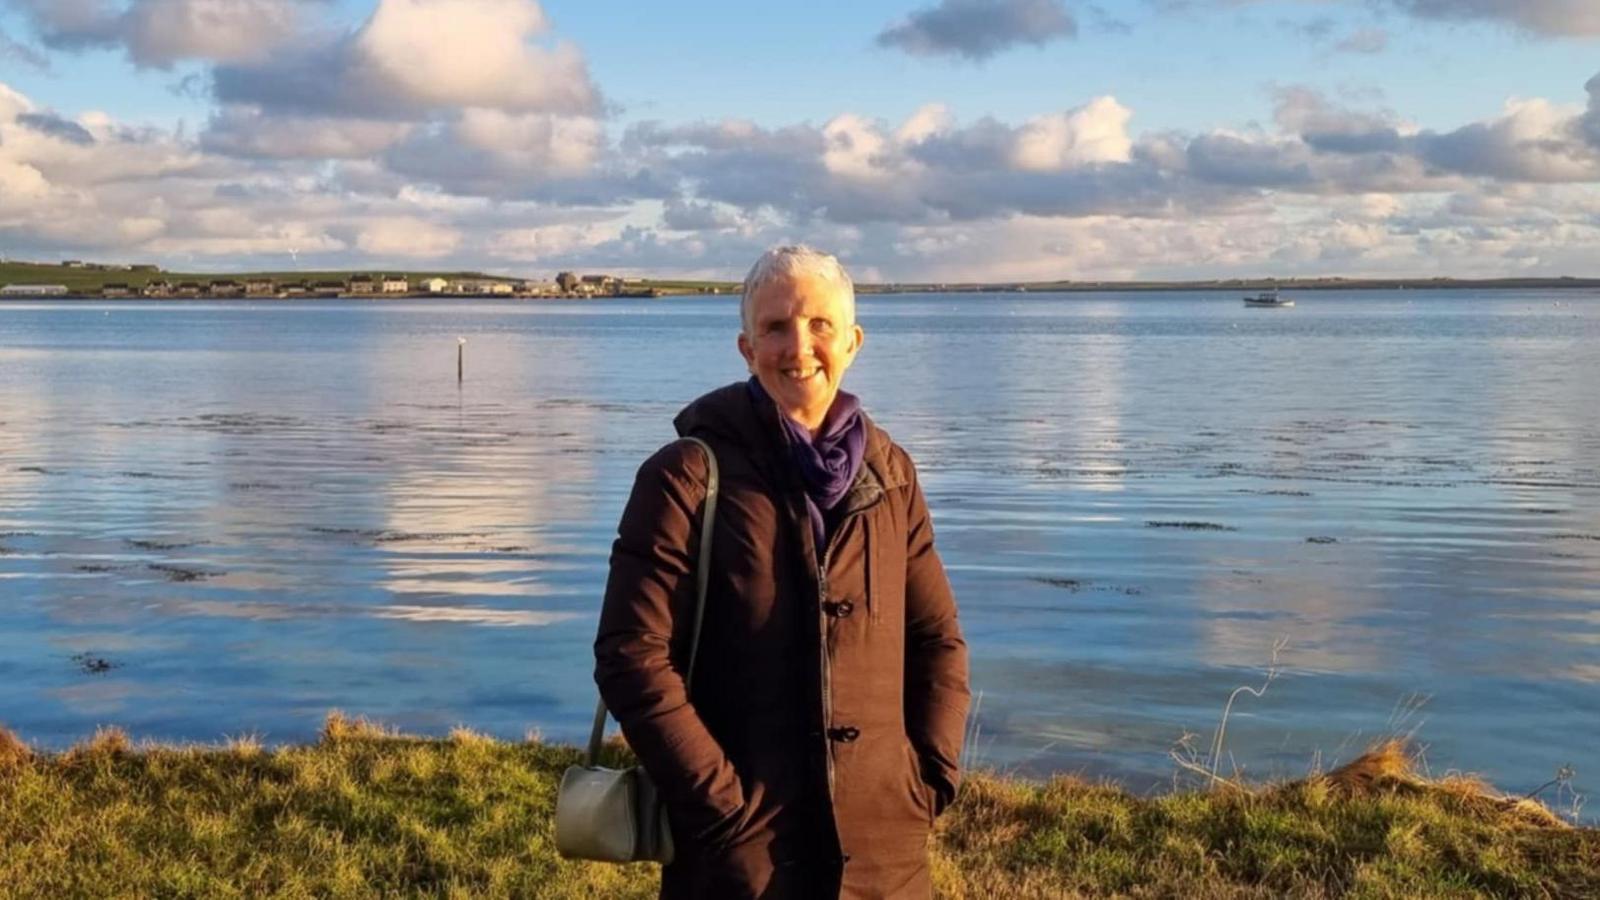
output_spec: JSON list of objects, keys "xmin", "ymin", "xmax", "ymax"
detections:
[{"xmin": 748, "ymin": 274, "xmax": 852, "ymax": 320}]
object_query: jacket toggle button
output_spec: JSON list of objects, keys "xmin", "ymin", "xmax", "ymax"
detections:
[
  {"xmin": 825, "ymin": 600, "xmax": 855, "ymax": 618},
  {"xmin": 827, "ymin": 726, "xmax": 860, "ymax": 743}
]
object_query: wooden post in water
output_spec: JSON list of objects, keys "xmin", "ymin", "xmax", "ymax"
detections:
[{"xmin": 457, "ymin": 337, "xmax": 466, "ymax": 382}]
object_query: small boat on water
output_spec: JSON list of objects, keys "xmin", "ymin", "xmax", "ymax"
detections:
[{"xmin": 1243, "ymin": 288, "xmax": 1294, "ymax": 308}]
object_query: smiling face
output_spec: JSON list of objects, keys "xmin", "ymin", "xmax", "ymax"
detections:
[{"xmin": 737, "ymin": 271, "xmax": 865, "ymax": 435}]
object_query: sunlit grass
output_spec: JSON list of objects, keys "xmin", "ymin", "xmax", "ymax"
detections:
[{"xmin": 1, "ymin": 718, "xmax": 1593, "ymax": 898}]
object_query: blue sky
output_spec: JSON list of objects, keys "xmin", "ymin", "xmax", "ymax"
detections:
[{"xmin": 1, "ymin": 0, "xmax": 1598, "ymax": 280}]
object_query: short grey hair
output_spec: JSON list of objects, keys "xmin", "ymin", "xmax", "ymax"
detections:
[{"xmin": 739, "ymin": 244, "xmax": 856, "ymax": 334}]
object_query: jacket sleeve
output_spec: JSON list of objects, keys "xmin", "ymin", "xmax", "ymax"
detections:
[
  {"xmin": 901, "ymin": 452, "xmax": 971, "ymax": 814},
  {"xmin": 593, "ymin": 442, "xmax": 747, "ymax": 845}
]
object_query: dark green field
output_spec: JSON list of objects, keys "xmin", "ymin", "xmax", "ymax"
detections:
[{"xmin": 0, "ymin": 262, "xmax": 502, "ymax": 293}]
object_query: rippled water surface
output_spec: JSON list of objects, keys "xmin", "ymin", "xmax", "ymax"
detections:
[{"xmin": 2, "ymin": 292, "xmax": 1597, "ymax": 816}]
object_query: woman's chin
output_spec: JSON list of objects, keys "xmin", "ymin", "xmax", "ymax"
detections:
[{"xmin": 777, "ymin": 393, "xmax": 833, "ymax": 426}]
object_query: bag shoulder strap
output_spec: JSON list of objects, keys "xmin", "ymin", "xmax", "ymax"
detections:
[{"xmin": 587, "ymin": 436, "xmax": 719, "ymax": 766}]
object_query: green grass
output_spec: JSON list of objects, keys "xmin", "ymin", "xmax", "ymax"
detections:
[
  {"xmin": 633, "ymin": 279, "xmax": 742, "ymax": 293},
  {"xmin": 0, "ymin": 720, "xmax": 1593, "ymax": 899}
]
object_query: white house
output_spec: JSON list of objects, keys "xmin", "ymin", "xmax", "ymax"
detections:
[
  {"xmin": 420, "ymin": 277, "xmax": 449, "ymax": 293},
  {"xmin": 381, "ymin": 276, "xmax": 409, "ymax": 293},
  {"xmin": 455, "ymin": 279, "xmax": 514, "ymax": 295}
]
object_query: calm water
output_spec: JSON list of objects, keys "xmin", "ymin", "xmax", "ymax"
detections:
[{"xmin": 2, "ymin": 292, "xmax": 1597, "ymax": 817}]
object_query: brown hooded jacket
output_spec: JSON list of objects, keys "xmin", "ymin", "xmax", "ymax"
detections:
[{"xmin": 594, "ymin": 383, "xmax": 970, "ymax": 898}]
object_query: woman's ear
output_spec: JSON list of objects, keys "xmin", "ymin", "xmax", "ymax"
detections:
[{"xmin": 736, "ymin": 332, "xmax": 755, "ymax": 369}]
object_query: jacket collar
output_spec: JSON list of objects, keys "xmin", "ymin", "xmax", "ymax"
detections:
[{"xmin": 672, "ymin": 381, "xmax": 906, "ymax": 497}]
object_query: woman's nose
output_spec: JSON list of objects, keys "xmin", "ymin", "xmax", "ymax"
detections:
[{"xmin": 781, "ymin": 325, "xmax": 813, "ymax": 358}]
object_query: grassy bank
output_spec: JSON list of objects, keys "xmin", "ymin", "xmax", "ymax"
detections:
[
  {"xmin": 0, "ymin": 262, "xmax": 494, "ymax": 293},
  {"xmin": 1, "ymin": 717, "xmax": 1593, "ymax": 898}
]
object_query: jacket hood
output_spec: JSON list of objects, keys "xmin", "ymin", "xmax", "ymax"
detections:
[{"xmin": 673, "ymin": 381, "xmax": 908, "ymax": 493}]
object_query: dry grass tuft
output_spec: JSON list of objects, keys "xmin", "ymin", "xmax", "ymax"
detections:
[
  {"xmin": 84, "ymin": 726, "xmax": 131, "ymax": 756},
  {"xmin": 320, "ymin": 710, "xmax": 396, "ymax": 743},
  {"xmin": 1300, "ymin": 739, "xmax": 1573, "ymax": 830},
  {"xmin": 448, "ymin": 726, "xmax": 493, "ymax": 746},
  {"xmin": 1321, "ymin": 739, "xmax": 1415, "ymax": 795},
  {"xmin": 0, "ymin": 725, "xmax": 30, "ymax": 769}
]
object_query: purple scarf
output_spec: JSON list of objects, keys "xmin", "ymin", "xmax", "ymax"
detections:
[{"xmin": 747, "ymin": 377, "xmax": 867, "ymax": 554}]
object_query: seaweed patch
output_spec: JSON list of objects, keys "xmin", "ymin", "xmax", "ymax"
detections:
[
  {"xmin": 71, "ymin": 653, "xmax": 120, "ymax": 674},
  {"xmin": 147, "ymin": 563, "xmax": 215, "ymax": 583}
]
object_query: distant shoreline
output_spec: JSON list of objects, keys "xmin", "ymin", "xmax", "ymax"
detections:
[
  {"xmin": 859, "ymin": 276, "xmax": 1600, "ymax": 294},
  {"xmin": 4, "ymin": 279, "xmax": 1600, "ymax": 302},
  {"xmin": 4, "ymin": 255, "xmax": 1600, "ymax": 301}
]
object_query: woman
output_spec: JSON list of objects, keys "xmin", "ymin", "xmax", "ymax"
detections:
[{"xmin": 595, "ymin": 246, "xmax": 970, "ymax": 899}]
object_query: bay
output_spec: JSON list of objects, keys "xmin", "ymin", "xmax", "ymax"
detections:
[{"xmin": 1, "ymin": 290, "xmax": 1596, "ymax": 819}]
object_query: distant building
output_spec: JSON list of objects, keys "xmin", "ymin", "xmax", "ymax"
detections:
[
  {"xmin": 517, "ymin": 280, "xmax": 559, "ymax": 296},
  {"xmin": 245, "ymin": 278, "xmax": 276, "ymax": 296},
  {"xmin": 419, "ymin": 277, "xmax": 449, "ymax": 293},
  {"xmin": 175, "ymin": 281, "xmax": 203, "ymax": 298},
  {"xmin": 61, "ymin": 260, "xmax": 85, "ymax": 269},
  {"xmin": 1, "ymin": 284, "xmax": 70, "ymax": 297},
  {"xmin": 348, "ymin": 275, "xmax": 376, "ymax": 294},
  {"xmin": 581, "ymin": 274, "xmax": 620, "ymax": 296},
  {"xmin": 142, "ymin": 280, "xmax": 172, "ymax": 298},
  {"xmin": 454, "ymin": 279, "xmax": 514, "ymax": 295},
  {"xmin": 380, "ymin": 276, "xmax": 409, "ymax": 294},
  {"xmin": 312, "ymin": 280, "xmax": 346, "ymax": 296},
  {"xmin": 101, "ymin": 283, "xmax": 134, "ymax": 298},
  {"xmin": 282, "ymin": 282, "xmax": 310, "ymax": 297},
  {"xmin": 556, "ymin": 271, "xmax": 579, "ymax": 293},
  {"xmin": 208, "ymin": 280, "xmax": 243, "ymax": 298}
]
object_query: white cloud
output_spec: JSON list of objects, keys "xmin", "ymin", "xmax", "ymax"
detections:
[
  {"xmin": 451, "ymin": 109, "xmax": 602, "ymax": 176},
  {"xmin": 661, "ymin": 198, "xmax": 744, "ymax": 231},
  {"xmin": 378, "ymin": 110, "xmax": 644, "ymax": 204},
  {"xmin": 0, "ymin": 158, "xmax": 50, "ymax": 203},
  {"xmin": 1417, "ymin": 98, "xmax": 1600, "ymax": 182},
  {"xmin": 1385, "ymin": 0, "xmax": 1600, "ymax": 38},
  {"xmin": 354, "ymin": 216, "xmax": 462, "ymax": 257},
  {"xmin": 486, "ymin": 222, "xmax": 602, "ymax": 259},
  {"xmin": 10, "ymin": 0, "xmax": 320, "ymax": 67},
  {"xmin": 1010, "ymin": 96, "xmax": 1133, "ymax": 171},
  {"xmin": 352, "ymin": 0, "xmax": 591, "ymax": 113},
  {"xmin": 895, "ymin": 103, "xmax": 954, "ymax": 144},
  {"xmin": 201, "ymin": 106, "xmax": 415, "ymax": 159},
  {"xmin": 124, "ymin": 0, "xmax": 311, "ymax": 66},
  {"xmin": 822, "ymin": 114, "xmax": 895, "ymax": 179},
  {"xmin": 213, "ymin": 0, "xmax": 599, "ymax": 119},
  {"xmin": 0, "ymin": 82, "xmax": 35, "ymax": 120}
]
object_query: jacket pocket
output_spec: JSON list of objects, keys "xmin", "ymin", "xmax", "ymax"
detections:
[{"xmin": 903, "ymin": 741, "xmax": 936, "ymax": 828}]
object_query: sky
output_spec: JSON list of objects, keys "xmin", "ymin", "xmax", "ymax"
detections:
[{"xmin": 0, "ymin": 0, "xmax": 1598, "ymax": 281}]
